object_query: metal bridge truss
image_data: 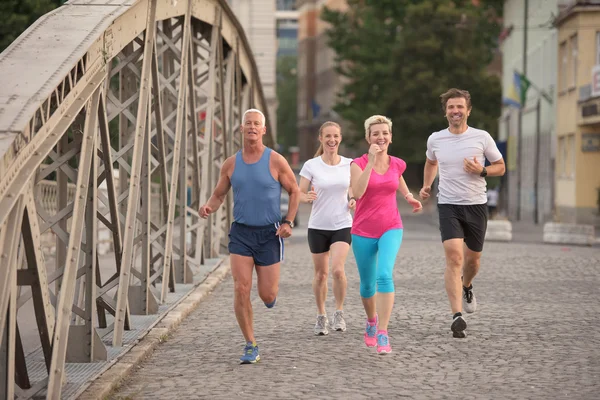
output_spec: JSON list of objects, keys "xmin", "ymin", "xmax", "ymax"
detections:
[{"xmin": 0, "ymin": 0, "xmax": 272, "ymax": 398}]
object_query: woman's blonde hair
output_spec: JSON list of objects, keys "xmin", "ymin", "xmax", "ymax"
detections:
[
  {"xmin": 364, "ymin": 115, "xmax": 392, "ymax": 142},
  {"xmin": 314, "ymin": 121, "xmax": 342, "ymax": 157}
]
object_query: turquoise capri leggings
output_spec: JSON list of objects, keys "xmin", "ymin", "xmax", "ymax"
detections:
[{"xmin": 351, "ymin": 229, "xmax": 403, "ymax": 298}]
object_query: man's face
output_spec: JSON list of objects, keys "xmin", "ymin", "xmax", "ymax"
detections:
[
  {"xmin": 241, "ymin": 112, "xmax": 266, "ymax": 140},
  {"xmin": 445, "ymin": 97, "xmax": 471, "ymax": 128}
]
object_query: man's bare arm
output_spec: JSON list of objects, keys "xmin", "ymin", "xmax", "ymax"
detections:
[
  {"xmin": 420, "ymin": 158, "xmax": 438, "ymax": 200},
  {"xmin": 487, "ymin": 158, "xmax": 506, "ymax": 177},
  {"xmin": 204, "ymin": 156, "xmax": 234, "ymax": 211},
  {"xmin": 276, "ymin": 153, "xmax": 300, "ymax": 221},
  {"xmin": 423, "ymin": 158, "xmax": 438, "ymax": 188}
]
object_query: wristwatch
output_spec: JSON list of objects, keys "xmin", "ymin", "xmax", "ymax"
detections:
[
  {"xmin": 480, "ymin": 167, "xmax": 488, "ymax": 177},
  {"xmin": 282, "ymin": 219, "xmax": 294, "ymax": 228}
]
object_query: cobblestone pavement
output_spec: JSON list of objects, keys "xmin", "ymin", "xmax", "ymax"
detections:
[{"xmin": 110, "ymin": 206, "xmax": 600, "ymax": 400}]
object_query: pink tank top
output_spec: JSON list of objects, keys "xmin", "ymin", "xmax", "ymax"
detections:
[{"xmin": 351, "ymin": 154, "xmax": 407, "ymax": 238}]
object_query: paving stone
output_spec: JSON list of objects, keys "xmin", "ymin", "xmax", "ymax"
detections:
[{"xmin": 109, "ymin": 208, "xmax": 600, "ymax": 400}]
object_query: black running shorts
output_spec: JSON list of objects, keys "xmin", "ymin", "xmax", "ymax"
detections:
[
  {"xmin": 438, "ymin": 204, "xmax": 488, "ymax": 252},
  {"xmin": 307, "ymin": 227, "xmax": 352, "ymax": 254}
]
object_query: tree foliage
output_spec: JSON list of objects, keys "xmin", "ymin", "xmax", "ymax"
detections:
[
  {"xmin": 322, "ymin": 0, "xmax": 503, "ymax": 162},
  {"xmin": 0, "ymin": 0, "xmax": 63, "ymax": 53},
  {"xmin": 276, "ymin": 55, "xmax": 298, "ymax": 152}
]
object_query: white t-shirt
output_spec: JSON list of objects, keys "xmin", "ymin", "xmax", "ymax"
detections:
[
  {"xmin": 299, "ymin": 156, "xmax": 353, "ymax": 230},
  {"xmin": 426, "ymin": 127, "xmax": 503, "ymax": 205}
]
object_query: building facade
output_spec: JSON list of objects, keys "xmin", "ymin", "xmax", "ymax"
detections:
[
  {"xmin": 500, "ymin": 0, "xmax": 560, "ymax": 224},
  {"xmin": 228, "ymin": 0, "xmax": 278, "ymax": 139},
  {"xmin": 296, "ymin": 0, "xmax": 349, "ymax": 162},
  {"xmin": 276, "ymin": 0, "xmax": 299, "ymax": 58},
  {"xmin": 554, "ymin": 1, "xmax": 600, "ymax": 227}
]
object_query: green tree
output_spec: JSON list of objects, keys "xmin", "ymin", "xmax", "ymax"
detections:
[
  {"xmin": 322, "ymin": 0, "xmax": 502, "ymax": 162},
  {"xmin": 276, "ymin": 55, "xmax": 298, "ymax": 152},
  {"xmin": 0, "ymin": 0, "xmax": 63, "ymax": 52}
]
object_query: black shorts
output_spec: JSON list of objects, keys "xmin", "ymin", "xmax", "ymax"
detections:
[
  {"xmin": 307, "ymin": 227, "xmax": 352, "ymax": 254},
  {"xmin": 438, "ymin": 204, "xmax": 488, "ymax": 252},
  {"xmin": 228, "ymin": 222, "xmax": 284, "ymax": 266}
]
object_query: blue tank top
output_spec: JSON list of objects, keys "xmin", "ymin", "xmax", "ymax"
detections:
[{"xmin": 231, "ymin": 147, "xmax": 282, "ymax": 226}]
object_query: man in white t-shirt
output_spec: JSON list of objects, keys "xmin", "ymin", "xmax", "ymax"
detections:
[{"xmin": 419, "ymin": 88, "xmax": 506, "ymax": 339}]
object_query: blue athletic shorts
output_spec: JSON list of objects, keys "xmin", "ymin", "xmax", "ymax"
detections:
[{"xmin": 228, "ymin": 222, "xmax": 284, "ymax": 266}]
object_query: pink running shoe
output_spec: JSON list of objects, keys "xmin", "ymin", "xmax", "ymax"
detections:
[
  {"xmin": 376, "ymin": 332, "xmax": 392, "ymax": 354},
  {"xmin": 364, "ymin": 316, "xmax": 378, "ymax": 347}
]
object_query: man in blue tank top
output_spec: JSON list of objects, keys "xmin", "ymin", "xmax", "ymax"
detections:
[{"xmin": 200, "ymin": 108, "xmax": 300, "ymax": 364}]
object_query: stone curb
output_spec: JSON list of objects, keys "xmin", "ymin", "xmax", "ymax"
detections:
[
  {"xmin": 543, "ymin": 222, "xmax": 596, "ymax": 246},
  {"xmin": 75, "ymin": 258, "xmax": 231, "ymax": 400}
]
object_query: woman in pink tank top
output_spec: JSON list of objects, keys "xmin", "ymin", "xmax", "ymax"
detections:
[{"xmin": 350, "ymin": 115, "xmax": 422, "ymax": 354}]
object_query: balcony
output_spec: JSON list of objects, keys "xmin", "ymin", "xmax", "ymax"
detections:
[{"xmin": 577, "ymin": 65, "xmax": 600, "ymax": 126}]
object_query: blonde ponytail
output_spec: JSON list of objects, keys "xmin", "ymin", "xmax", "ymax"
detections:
[
  {"xmin": 314, "ymin": 121, "xmax": 341, "ymax": 158},
  {"xmin": 314, "ymin": 144, "xmax": 324, "ymax": 157}
]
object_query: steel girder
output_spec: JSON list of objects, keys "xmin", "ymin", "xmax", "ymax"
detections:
[{"xmin": 0, "ymin": 0, "xmax": 271, "ymax": 398}]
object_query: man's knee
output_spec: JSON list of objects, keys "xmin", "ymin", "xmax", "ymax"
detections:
[
  {"xmin": 234, "ymin": 279, "xmax": 252, "ymax": 298},
  {"xmin": 258, "ymin": 288, "xmax": 277, "ymax": 305},
  {"xmin": 465, "ymin": 254, "xmax": 481, "ymax": 269},
  {"xmin": 465, "ymin": 256, "xmax": 481, "ymax": 270},
  {"xmin": 445, "ymin": 251, "xmax": 463, "ymax": 269}
]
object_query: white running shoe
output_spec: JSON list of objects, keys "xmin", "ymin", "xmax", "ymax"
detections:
[
  {"xmin": 463, "ymin": 285, "xmax": 477, "ymax": 313},
  {"xmin": 331, "ymin": 310, "xmax": 347, "ymax": 332},
  {"xmin": 314, "ymin": 315, "xmax": 329, "ymax": 336}
]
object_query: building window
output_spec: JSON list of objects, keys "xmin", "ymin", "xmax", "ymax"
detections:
[
  {"xmin": 560, "ymin": 41, "xmax": 568, "ymax": 92},
  {"xmin": 570, "ymin": 34, "xmax": 578, "ymax": 88},
  {"xmin": 277, "ymin": 0, "xmax": 296, "ymax": 11}
]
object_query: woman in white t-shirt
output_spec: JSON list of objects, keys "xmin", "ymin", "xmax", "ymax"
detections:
[{"xmin": 299, "ymin": 121, "xmax": 355, "ymax": 336}]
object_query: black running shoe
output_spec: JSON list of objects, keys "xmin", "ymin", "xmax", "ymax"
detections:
[{"xmin": 451, "ymin": 315, "xmax": 467, "ymax": 338}]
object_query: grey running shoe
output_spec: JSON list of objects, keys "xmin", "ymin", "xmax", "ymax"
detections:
[
  {"xmin": 451, "ymin": 315, "xmax": 467, "ymax": 338},
  {"xmin": 463, "ymin": 285, "xmax": 477, "ymax": 313},
  {"xmin": 314, "ymin": 315, "xmax": 329, "ymax": 336},
  {"xmin": 331, "ymin": 310, "xmax": 347, "ymax": 332}
]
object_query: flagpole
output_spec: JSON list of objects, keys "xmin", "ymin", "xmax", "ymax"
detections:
[
  {"xmin": 534, "ymin": 97, "xmax": 541, "ymax": 224},
  {"xmin": 516, "ymin": 0, "xmax": 528, "ymax": 221}
]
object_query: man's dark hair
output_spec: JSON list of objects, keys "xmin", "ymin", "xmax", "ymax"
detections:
[{"xmin": 440, "ymin": 88, "xmax": 472, "ymax": 112}]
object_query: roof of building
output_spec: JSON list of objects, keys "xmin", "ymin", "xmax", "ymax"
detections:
[{"xmin": 555, "ymin": 0, "xmax": 600, "ymax": 26}]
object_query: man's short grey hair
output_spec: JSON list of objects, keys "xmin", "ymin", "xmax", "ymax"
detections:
[{"xmin": 242, "ymin": 108, "xmax": 266, "ymax": 126}]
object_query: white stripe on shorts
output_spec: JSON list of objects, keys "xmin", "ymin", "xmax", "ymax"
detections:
[{"xmin": 275, "ymin": 222, "xmax": 284, "ymax": 262}]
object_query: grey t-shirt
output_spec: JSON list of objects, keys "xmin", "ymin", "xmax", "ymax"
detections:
[{"xmin": 426, "ymin": 127, "xmax": 503, "ymax": 205}]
